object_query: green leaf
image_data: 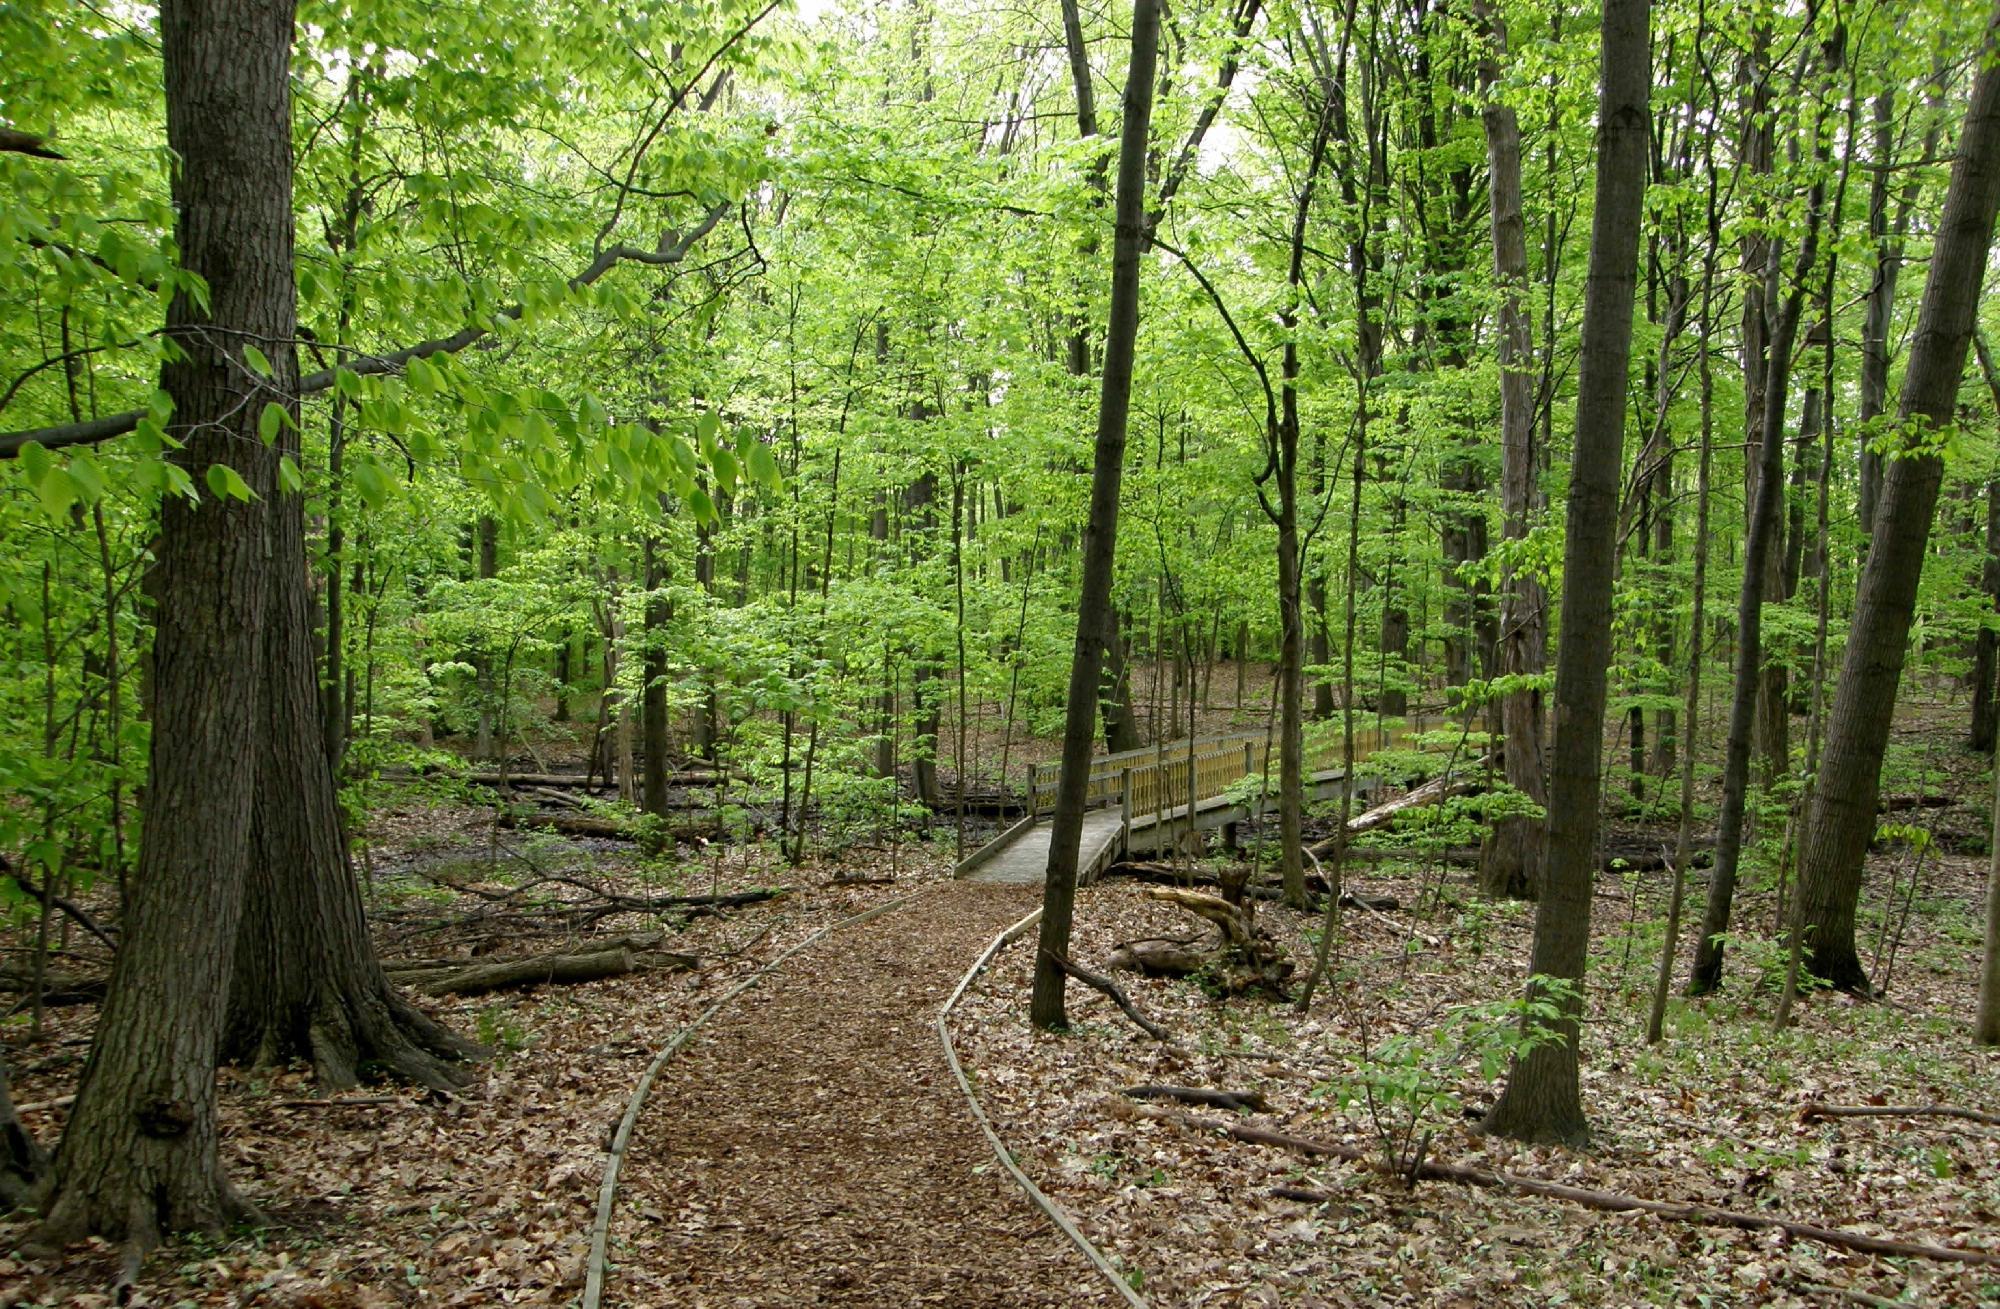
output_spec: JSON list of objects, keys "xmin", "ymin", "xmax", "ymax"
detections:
[
  {"xmin": 243, "ymin": 343, "xmax": 273, "ymax": 379},
  {"xmin": 278, "ymin": 454, "xmax": 304, "ymax": 494},
  {"xmin": 258, "ymin": 401, "xmax": 287, "ymax": 444},
  {"xmin": 205, "ymin": 463, "xmax": 254, "ymax": 502}
]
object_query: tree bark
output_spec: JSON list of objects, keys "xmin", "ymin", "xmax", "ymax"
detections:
[
  {"xmin": 1981, "ymin": 755, "xmax": 2000, "ymax": 1044},
  {"xmin": 35, "ymin": 0, "xmax": 293, "ymax": 1247},
  {"xmin": 228, "ymin": 526, "xmax": 480, "ymax": 1090},
  {"xmin": 641, "ymin": 528, "xmax": 671, "ymax": 817},
  {"xmin": 1474, "ymin": 0, "xmax": 1546, "ymax": 901},
  {"xmin": 1479, "ymin": 0, "xmax": 1649, "ymax": 1147},
  {"xmin": 1796, "ymin": 16, "xmax": 2000, "ymax": 992},
  {"xmin": 1971, "ymin": 479, "xmax": 2000, "ymax": 753},
  {"xmin": 1032, "ymin": 0, "xmax": 1160, "ymax": 1030},
  {"xmin": 0, "ymin": 1051, "xmax": 43, "ymax": 1211}
]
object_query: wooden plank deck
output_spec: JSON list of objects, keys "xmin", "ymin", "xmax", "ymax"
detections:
[
  {"xmin": 956, "ymin": 764, "xmax": 1372, "ymax": 887},
  {"xmin": 963, "ymin": 809, "xmax": 1125, "ymax": 885}
]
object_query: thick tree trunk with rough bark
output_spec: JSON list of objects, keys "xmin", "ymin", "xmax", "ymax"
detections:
[
  {"xmin": 35, "ymin": 0, "xmax": 293, "ymax": 1247},
  {"xmin": 0, "ymin": 1052, "xmax": 42, "ymax": 1210},
  {"xmin": 1474, "ymin": 0, "xmax": 1546, "ymax": 901},
  {"xmin": 1480, "ymin": 0, "xmax": 1648, "ymax": 1146},
  {"xmin": 229, "ymin": 521, "xmax": 480, "ymax": 1089},
  {"xmin": 1032, "ymin": 0, "xmax": 1160, "ymax": 1029},
  {"xmin": 1796, "ymin": 19, "xmax": 2000, "ymax": 992}
]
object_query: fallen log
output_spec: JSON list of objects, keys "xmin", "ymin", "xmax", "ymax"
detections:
[
  {"xmin": 1143, "ymin": 886, "xmax": 1254, "ymax": 948},
  {"xmin": 1313, "ymin": 759, "xmax": 1493, "ymax": 854},
  {"xmin": 1800, "ymin": 1102, "xmax": 2000, "ymax": 1129},
  {"xmin": 1046, "ymin": 950, "xmax": 1171, "ymax": 1042},
  {"xmin": 1103, "ymin": 938, "xmax": 1212, "ymax": 978},
  {"xmin": 1133, "ymin": 1106, "xmax": 2000, "ymax": 1269},
  {"xmin": 0, "ymin": 966, "xmax": 105, "ymax": 1006},
  {"xmin": 1122, "ymin": 1085, "xmax": 1268, "ymax": 1113},
  {"xmin": 383, "ymin": 767, "xmax": 741, "ymax": 792},
  {"xmin": 1, "ymin": 863, "xmax": 117, "ymax": 950},
  {"xmin": 420, "ymin": 947, "xmax": 665, "ymax": 996},
  {"xmin": 1877, "ymin": 794, "xmax": 1953, "ymax": 813},
  {"xmin": 1103, "ymin": 862, "xmax": 1400, "ymax": 911},
  {"xmin": 497, "ymin": 810, "xmax": 630, "ymax": 839}
]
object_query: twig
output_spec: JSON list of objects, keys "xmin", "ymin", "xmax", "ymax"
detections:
[
  {"xmin": 1800, "ymin": 1102, "xmax": 2000, "ymax": 1128},
  {"xmin": 1123, "ymin": 1085, "xmax": 1268, "ymax": 1112},
  {"xmin": 1135, "ymin": 1107, "xmax": 2000, "ymax": 1268},
  {"xmin": 1796, "ymin": 1281, "xmax": 1908, "ymax": 1308}
]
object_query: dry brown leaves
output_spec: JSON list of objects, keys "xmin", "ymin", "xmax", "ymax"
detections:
[
  {"xmin": 0, "ymin": 800, "xmax": 954, "ymax": 1307},
  {"xmin": 951, "ymin": 854, "xmax": 2000, "ymax": 1308}
]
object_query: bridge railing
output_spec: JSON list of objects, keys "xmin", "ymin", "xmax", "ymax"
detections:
[{"xmin": 1025, "ymin": 715, "xmax": 1426, "ymax": 826}]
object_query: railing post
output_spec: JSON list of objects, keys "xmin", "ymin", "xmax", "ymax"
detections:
[{"xmin": 1119, "ymin": 767, "xmax": 1133, "ymax": 850}]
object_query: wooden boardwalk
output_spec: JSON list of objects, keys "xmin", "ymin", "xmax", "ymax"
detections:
[
  {"xmin": 962, "ymin": 810, "xmax": 1126, "ymax": 885},
  {"xmin": 956, "ymin": 723, "xmax": 1420, "ymax": 887}
]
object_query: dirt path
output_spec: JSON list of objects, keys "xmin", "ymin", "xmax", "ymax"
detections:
[{"xmin": 603, "ymin": 881, "xmax": 1119, "ymax": 1307}]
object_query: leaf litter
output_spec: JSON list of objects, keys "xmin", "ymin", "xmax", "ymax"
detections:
[{"xmin": 950, "ymin": 849, "xmax": 2000, "ymax": 1308}]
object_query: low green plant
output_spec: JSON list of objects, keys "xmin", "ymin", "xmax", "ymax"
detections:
[
  {"xmin": 1321, "ymin": 976, "xmax": 1577, "ymax": 1186},
  {"xmin": 475, "ymin": 1003, "xmax": 531, "ymax": 1055}
]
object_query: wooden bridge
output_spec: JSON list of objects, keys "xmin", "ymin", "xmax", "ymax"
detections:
[{"xmin": 954, "ymin": 719, "xmax": 1422, "ymax": 886}]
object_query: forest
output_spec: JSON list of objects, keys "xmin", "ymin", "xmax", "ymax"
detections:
[{"xmin": 2, "ymin": 0, "xmax": 1999, "ymax": 1302}]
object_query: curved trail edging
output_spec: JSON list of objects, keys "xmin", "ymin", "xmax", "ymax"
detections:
[
  {"xmin": 581, "ymin": 891, "xmax": 918, "ymax": 1309},
  {"xmin": 938, "ymin": 907, "xmax": 1152, "ymax": 1309}
]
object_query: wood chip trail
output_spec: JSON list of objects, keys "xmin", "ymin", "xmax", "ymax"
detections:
[{"xmin": 604, "ymin": 882, "xmax": 1121, "ymax": 1307}]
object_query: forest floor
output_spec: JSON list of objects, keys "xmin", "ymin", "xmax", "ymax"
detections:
[
  {"xmin": 4, "ymin": 692, "xmax": 1999, "ymax": 1306},
  {"xmin": 0, "ymin": 799, "xmax": 982, "ymax": 1307},
  {"xmin": 954, "ymin": 820, "xmax": 2000, "ymax": 1306}
]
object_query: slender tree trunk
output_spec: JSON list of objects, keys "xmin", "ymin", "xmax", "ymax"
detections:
[
  {"xmin": 1032, "ymin": 0, "xmax": 1160, "ymax": 1029},
  {"xmin": 472, "ymin": 515, "xmax": 498, "ymax": 760},
  {"xmin": 1690, "ymin": 71, "xmax": 1833, "ymax": 992},
  {"xmin": 641, "ymin": 529, "xmax": 670, "ymax": 817},
  {"xmin": 1309, "ymin": 573, "xmax": 1334, "ymax": 719},
  {"xmin": 1796, "ymin": 19, "xmax": 2000, "ymax": 991},
  {"xmin": 1474, "ymin": 0, "xmax": 1546, "ymax": 900},
  {"xmin": 1981, "ymin": 760, "xmax": 2000, "ymax": 1043},
  {"xmin": 1972, "ymin": 479, "xmax": 2000, "ymax": 753},
  {"xmin": 1480, "ymin": 0, "xmax": 1649, "ymax": 1146},
  {"xmin": 35, "ymin": 0, "xmax": 294, "ymax": 1247}
]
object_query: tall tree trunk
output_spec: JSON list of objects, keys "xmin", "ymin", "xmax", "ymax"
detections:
[
  {"xmin": 1796, "ymin": 19, "xmax": 2000, "ymax": 992},
  {"xmin": 1689, "ymin": 187, "xmax": 1824, "ymax": 993},
  {"xmin": 1479, "ymin": 0, "xmax": 1648, "ymax": 1146},
  {"xmin": 472, "ymin": 515, "xmax": 498, "ymax": 761},
  {"xmin": 35, "ymin": 0, "xmax": 294, "ymax": 1247},
  {"xmin": 1856, "ymin": 89, "xmax": 1929, "ymax": 537},
  {"xmin": 1270, "ymin": 100, "xmax": 1336, "ymax": 909},
  {"xmin": 1971, "ymin": 479, "xmax": 2000, "ymax": 753},
  {"xmin": 1982, "ymin": 759, "xmax": 2000, "ymax": 1044},
  {"xmin": 1309, "ymin": 573, "xmax": 1335, "ymax": 719},
  {"xmin": 1474, "ymin": 0, "xmax": 1546, "ymax": 900},
  {"xmin": 1099, "ymin": 612, "xmax": 1144, "ymax": 751},
  {"xmin": 1032, "ymin": 0, "xmax": 1160, "ymax": 1029},
  {"xmin": 641, "ymin": 529, "xmax": 670, "ymax": 817}
]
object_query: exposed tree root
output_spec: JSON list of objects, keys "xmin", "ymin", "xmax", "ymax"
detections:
[{"xmin": 1044, "ymin": 950, "xmax": 1171, "ymax": 1041}]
